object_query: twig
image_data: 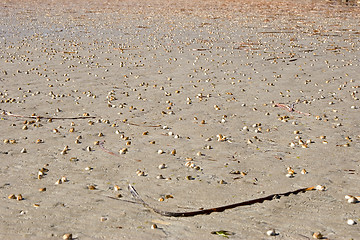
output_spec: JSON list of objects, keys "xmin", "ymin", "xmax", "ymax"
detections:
[
  {"xmin": 1, "ymin": 110, "xmax": 96, "ymax": 120},
  {"xmin": 99, "ymin": 141, "xmax": 120, "ymax": 157},
  {"xmin": 116, "ymin": 119, "xmax": 161, "ymax": 128},
  {"xmin": 128, "ymin": 184, "xmax": 315, "ymax": 217},
  {"xmin": 274, "ymin": 103, "xmax": 311, "ymax": 116}
]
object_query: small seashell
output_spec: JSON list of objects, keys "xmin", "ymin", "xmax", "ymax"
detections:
[
  {"xmin": 301, "ymin": 169, "xmax": 308, "ymax": 174},
  {"xmin": 158, "ymin": 163, "xmax": 166, "ymax": 169},
  {"xmin": 85, "ymin": 166, "xmax": 92, "ymax": 171},
  {"xmin": 151, "ymin": 224, "xmax": 158, "ymax": 229},
  {"xmin": 119, "ymin": 148, "xmax": 127, "ymax": 154},
  {"xmin": 20, "ymin": 148, "xmax": 27, "ymax": 153},
  {"xmin": 98, "ymin": 132, "xmax": 103, "ymax": 137},
  {"xmin": 86, "ymin": 146, "xmax": 92, "ymax": 152},
  {"xmin": 185, "ymin": 175, "xmax": 193, "ymax": 180},
  {"xmin": 219, "ymin": 180, "xmax": 226, "ymax": 184},
  {"xmin": 61, "ymin": 176, "xmax": 68, "ymax": 182},
  {"xmin": 69, "ymin": 127, "xmax": 75, "ymax": 133},
  {"xmin": 63, "ymin": 233, "xmax": 73, "ymax": 240},
  {"xmin": 287, "ymin": 167, "xmax": 295, "ymax": 174},
  {"xmin": 185, "ymin": 161, "xmax": 192, "ymax": 167},
  {"xmin": 39, "ymin": 188, "xmax": 46, "ymax": 192},
  {"xmin": 142, "ymin": 131, "xmax": 149, "ymax": 135},
  {"xmin": 137, "ymin": 170, "xmax": 145, "ymax": 176},
  {"xmin": 158, "ymin": 197, "xmax": 164, "ymax": 202},
  {"xmin": 194, "ymin": 166, "xmax": 201, "ymax": 170},
  {"xmin": 347, "ymin": 196, "xmax": 358, "ymax": 204},
  {"xmin": 16, "ymin": 194, "xmax": 23, "ymax": 201},
  {"xmin": 22, "ymin": 125, "xmax": 28, "ymax": 130},
  {"xmin": 55, "ymin": 179, "xmax": 62, "ymax": 185},
  {"xmin": 94, "ymin": 141, "xmax": 99, "ymax": 145},
  {"xmin": 114, "ymin": 185, "xmax": 121, "ymax": 191},
  {"xmin": 52, "ymin": 128, "xmax": 59, "ymax": 133},
  {"xmin": 8, "ymin": 194, "xmax": 16, "ymax": 199},
  {"xmin": 266, "ymin": 229, "xmax": 276, "ymax": 236},
  {"xmin": 157, "ymin": 149, "xmax": 165, "ymax": 154},
  {"xmin": 156, "ymin": 174, "xmax": 165, "ymax": 179},
  {"xmin": 312, "ymin": 232, "xmax": 323, "ymax": 239},
  {"xmin": 347, "ymin": 219, "xmax": 356, "ymax": 225},
  {"xmin": 286, "ymin": 173, "xmax": 294, "ymax": 178},
  {"xmin": 36, "ymin": 139, "xmax": 43, "ymax": 144},
  {"xmin": 315, "ymin": 185, "xmax": 326, "ymax": 191},
  {"xmin": 165, "ymin": 194, "xmax": 173, "ymax": 199},
  {"xmin": 100, "ymin": 217, "xmax": 107, "ymax": 222},
  {"xmin": 33, "ymin": 204, "xmax": 40, "ymax": 208},
  {"xmin": 88, "ymin": 185, "xmax": 96, "ymax": 190}
]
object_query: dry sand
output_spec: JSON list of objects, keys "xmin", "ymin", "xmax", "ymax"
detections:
[{"xmin": 0, "ymin": 0, "xmax": 359, "ymax": 239}]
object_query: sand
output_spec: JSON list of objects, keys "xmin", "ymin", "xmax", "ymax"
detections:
[{"xmin": 0, "ymin": 0, "xmax": 359, "ymax": 239}]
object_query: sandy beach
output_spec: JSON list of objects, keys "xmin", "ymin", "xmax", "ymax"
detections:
[{"xmin": 0, "ymin": 0, "xmax": 359, "ymax": 239}]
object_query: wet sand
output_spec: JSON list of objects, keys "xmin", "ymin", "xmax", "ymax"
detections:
[{"xmin": 0, "ymin": 0, "xmax": 359, "ymax": 239}]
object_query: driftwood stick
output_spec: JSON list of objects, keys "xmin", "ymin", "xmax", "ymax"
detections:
[
  {"xmin": 274, "ymin": 103, "xmax": 311, "ymax": 116},
  {"xmin": 1, "ymin": 110, "xmax": 96, "ymax": 120},
  {"xmin": 128, "ymin": 184, "xmax": 315, "ymax": 217},
  {"xmin": 115, "ymin": 119, "xmax": 161, "ymax": 128},
  {"xmin": 99, "ymin": 141, "xmax": 120, "ymax": 156}
]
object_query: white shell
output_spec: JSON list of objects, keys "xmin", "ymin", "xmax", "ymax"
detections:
[
  {"xmin": 266, "ymin": 229, "xmax": 276, "ymax": 236},
  {"xmin": 158, "ymin": 164, "xmax": 166, "ymax": 169},
  {"xmin": 347, "ymin": 219, "xmax": 356, "ymax": 225}
]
